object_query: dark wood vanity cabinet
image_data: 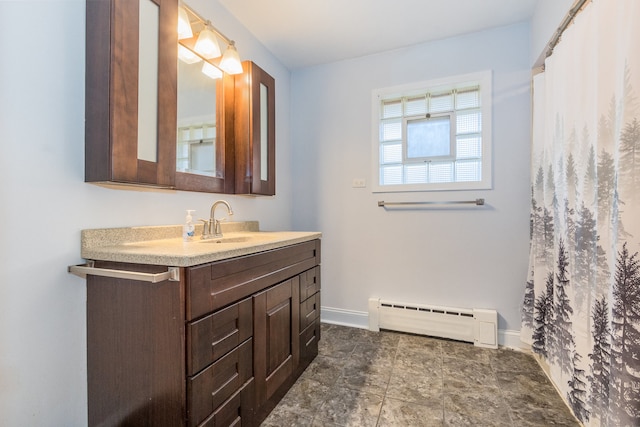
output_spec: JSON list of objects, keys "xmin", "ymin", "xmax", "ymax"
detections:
[
  {"xmin": 85, "ymin": 0, "xmax": 178, "ymax": 187},
  {"xmin": 234, "ymin": 61, "xmax": 276, "ymax": 196},
  {"xmin": 86, "ymin": 240, "xmax": 320, "ymax": 427}
]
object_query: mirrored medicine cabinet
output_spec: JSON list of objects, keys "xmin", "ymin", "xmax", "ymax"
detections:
[{"xmin": 85, "ymin": 0, "xmax": 275, "ymax": 195}]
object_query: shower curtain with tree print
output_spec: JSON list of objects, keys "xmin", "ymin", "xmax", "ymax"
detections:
[{"xmin": 521, "ymin": 1, "xmax": 640, "ymax": 425}]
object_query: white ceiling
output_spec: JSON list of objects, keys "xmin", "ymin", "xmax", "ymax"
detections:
[{"xmin": 218, "ymin": 0, "xmax": 539, "ymax": 70}]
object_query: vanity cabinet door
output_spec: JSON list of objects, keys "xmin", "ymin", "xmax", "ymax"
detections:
[
  {"xmin": 85, "ymin": 0, "xmax": 177, "ymax": 187},
  {"xmin": 253, "ymin": 279, "xmax": 299, "ymax": 405},
  {"xmin": 234, "ymin": 61, "xmax": 276, "ymax": 195}
]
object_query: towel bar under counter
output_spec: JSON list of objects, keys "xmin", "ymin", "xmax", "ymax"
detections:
[{"xmin": 68, "ymin": 261, "xmax": 180, "ymax": 282}]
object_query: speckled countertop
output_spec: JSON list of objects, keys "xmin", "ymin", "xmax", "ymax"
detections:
[{"xmin": 81, "ymin": 221, "xmax": 321, "ymax": 267}]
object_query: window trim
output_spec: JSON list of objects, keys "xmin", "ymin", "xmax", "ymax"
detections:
[{"xmin": 371, "ymin": 70, "xmax": 493, "ymax": 193}]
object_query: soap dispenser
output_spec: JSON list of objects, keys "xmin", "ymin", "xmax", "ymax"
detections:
[{"xmin": 183, "ymin": 210, "xmax": 195, "ymax": 242}]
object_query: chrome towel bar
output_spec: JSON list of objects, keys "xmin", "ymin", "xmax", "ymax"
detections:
[
  {"xmin": 68, "ymin": 261, "xmax": 180, "ymax": 282},
  {"xmin": 378, "ymin": 198, "xmax": 485, "ymax": 207}
]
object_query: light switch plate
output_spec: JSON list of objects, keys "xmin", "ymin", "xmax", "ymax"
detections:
[{"xmin": 352, "ymin": 178, "xmax": 366, "ymax": 188}]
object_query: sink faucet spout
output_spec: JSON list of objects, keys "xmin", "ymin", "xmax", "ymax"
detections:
[{"xmin": 209, "ymin": 200, "xmax": 233, "ymax": 238}]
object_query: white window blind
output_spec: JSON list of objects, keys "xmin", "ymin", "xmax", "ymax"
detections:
[{"xmin": 372, "ymin": 71, "xmax": 492, "ymax": 192}]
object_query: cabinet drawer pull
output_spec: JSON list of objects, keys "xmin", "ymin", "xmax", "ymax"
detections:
[
  {"xmin": 212, "ymin": 329, "xmax": 238, "ymax": 347},
  {"xmin": 212, "ymin": 372, "xmax": 239, "ymax": 397},
  {"xmin": 68, "ymin": 261, "xmax": 180, "ymax": 282},
  {"xmin": 306, "ymin": 334, "xmax": 316, "ymax": 347}
]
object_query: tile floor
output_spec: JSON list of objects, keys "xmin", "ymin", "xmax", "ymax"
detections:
[{"xmin": 261, "ymin": 323, "xmax": 580, "ymax": 427}]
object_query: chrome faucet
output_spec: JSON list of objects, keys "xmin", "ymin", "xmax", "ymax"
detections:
[{"xmin": 204, "ymin": 200, "xmax": 233, "ymax": 238}]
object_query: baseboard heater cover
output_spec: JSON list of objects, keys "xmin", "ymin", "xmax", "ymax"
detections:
[{"xmin": 368, "ymin": 298, "xmax": 498, "ymax": 349}]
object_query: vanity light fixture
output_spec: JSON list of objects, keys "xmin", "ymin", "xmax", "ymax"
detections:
[
  {"xmin": 218, "ymin": 41, "xmax": 243, "ymax": 75},
  {"xmin": 194, "ymin": 24, "xmax": 221, "ymax": 59},
  {"xmin": 178, "ymin": 2, "xmax": 244, "ymax": 76},
  {"xmin": 178, "ymin": 44, "xmax": 202, "ymax": 64},
  {"xmin": 177, "ymin": 6, "xmax": 193, "ymax": 39}
]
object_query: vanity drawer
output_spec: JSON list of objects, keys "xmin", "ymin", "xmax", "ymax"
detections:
[
  {"xmin": 187, "ymin": 240, "xmax": 320, "ymax": 320},
  {"xmin": 300, "ymin": 291, "xmax": 320, "ymax": 331},
  {"xmin": 187, "ymin": 297, "xmax": 253, "ymax": 376},
  {"xmin": 199, "ymin": 378, "xmax": 254, "ymax": 427},
  {"xmin": 187, "ymin": 338, "xmax": 253, "ymax": 427},
  {"xmin": 299, "ymin": 266, "xmax": 320, "ymax": 302},
  {"xmin": 299, "ymin": 319, "xmax": 321, "ymax": 367}
]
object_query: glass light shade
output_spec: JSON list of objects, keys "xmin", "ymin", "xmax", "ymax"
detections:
[
  {"xmin": 178, "ymin": 44, "xmax": 202, "ymax": 64},
  {"xmin": 201, "ymin": 61, "xmax": 223, "ymax": 79},
  {"xmin": 219, "ymin": 42, "xmax": 243, "ymax": 75},
  {"xmin": 177, "ymin": 7, "xmax": 193, "ymax": 39},
  {"xmin": 194, "ymin": 28, "xmax": 221, "ymax": 59}
]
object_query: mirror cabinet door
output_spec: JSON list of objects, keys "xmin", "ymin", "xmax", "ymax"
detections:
[
  {"xmin": 86, "ymin": 0, "xmax": 177, "ymax": 187},
  {"xmin": 174, "ymin": 49, "xmax": 233, "ymax": 193},
  {"xmin": 235, "ymin": 61, "xmax": 276, "ymax": 195}
]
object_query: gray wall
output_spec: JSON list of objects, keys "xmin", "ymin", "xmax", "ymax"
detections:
[{"xmin": 290, "ymin": 23, "xmax": 533, "ymax": 339}]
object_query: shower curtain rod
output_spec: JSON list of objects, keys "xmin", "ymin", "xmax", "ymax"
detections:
[{"xmin": 546, "ymin": 0, "xmax": 590, "ymax": 58}]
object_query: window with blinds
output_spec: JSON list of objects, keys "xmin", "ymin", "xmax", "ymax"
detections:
[{"xmin": 372, "ymin": 71, "xmax": 492, "ymax": 192}]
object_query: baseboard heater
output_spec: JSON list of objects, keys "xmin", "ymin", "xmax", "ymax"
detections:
[{"xmin": 368, "ymin": 298, "xmax": 498, "ymax": 349}]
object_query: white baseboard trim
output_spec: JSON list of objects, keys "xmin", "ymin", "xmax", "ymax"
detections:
[
  {"xmin": 499, "ymin": 329, "xmax": 526, "ymax": 350},
  {"xmin": 321, "ymin": 305, "xmax": 525, "ymax": 349},
  {"xmin": 321, "ymin": 306, "xmax": 369, "ymax": 329}
]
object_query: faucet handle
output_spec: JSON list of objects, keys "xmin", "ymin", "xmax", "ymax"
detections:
[
  {"xmin": 213, "ymin": 218, "xmax": 225, "ymax": 237},
  {"xmin": 198, "ymin": 219, "xmax": 211, "ymax": 239}
]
